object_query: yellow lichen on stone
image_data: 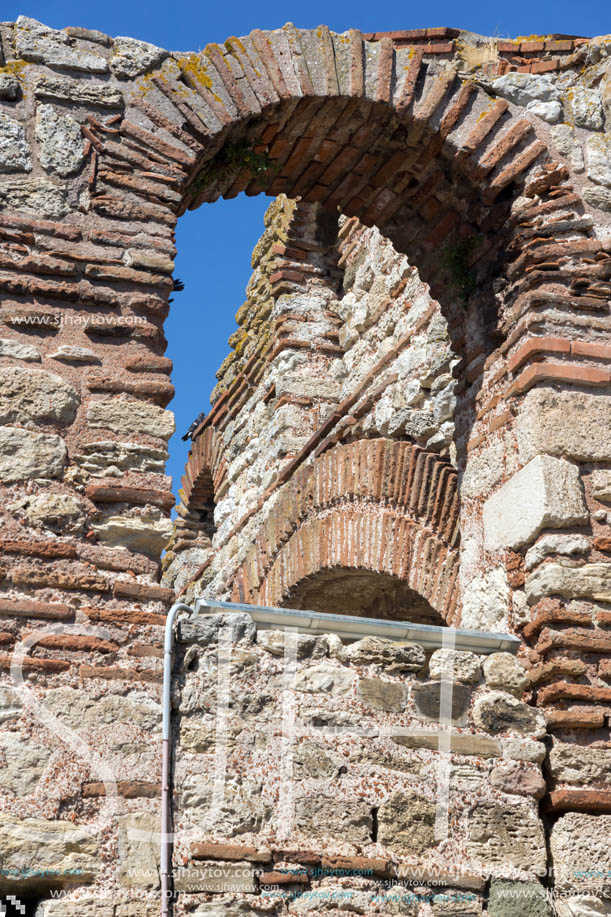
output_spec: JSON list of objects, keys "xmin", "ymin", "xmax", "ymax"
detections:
[{"xmin": 177, "ymin": 53, "xmax": 213, "ymax": 90}]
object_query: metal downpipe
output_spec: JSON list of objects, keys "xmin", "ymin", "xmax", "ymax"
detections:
[{"xmin": 161, "ymin": 602, "xmax": 193, "ymax": 917}]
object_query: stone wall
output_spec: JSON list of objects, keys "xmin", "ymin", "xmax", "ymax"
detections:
[{"xmin": 0, "ymin": 14, "xmax": 611, "ymax": 916}]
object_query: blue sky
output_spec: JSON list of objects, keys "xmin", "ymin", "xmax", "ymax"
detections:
[{"xmin": 5, "ymin": 1, "xmax": 609, "ymax": 502}]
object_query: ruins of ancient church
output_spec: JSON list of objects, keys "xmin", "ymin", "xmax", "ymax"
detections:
[{"xmin": 1, "ymin": 14, "xmax": 611, "ymax": 917}]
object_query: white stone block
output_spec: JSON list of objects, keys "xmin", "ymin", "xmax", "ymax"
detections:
[{"xmin": 483, "ymin": 455, "xmax": 587, "ymax": 551}]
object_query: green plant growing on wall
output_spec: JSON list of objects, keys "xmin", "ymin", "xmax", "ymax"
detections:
[
  {"xmin": 442, "ymin": 235, "xmax": 482, "ymax": 303},
  {"xmin": 188, "ymin": 138, "xmax": 276, "ymax": 197}
]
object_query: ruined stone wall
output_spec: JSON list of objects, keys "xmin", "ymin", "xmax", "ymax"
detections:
[{"xmin": 0, "ymin": 15, "xmax": 611, "ymax": 916}]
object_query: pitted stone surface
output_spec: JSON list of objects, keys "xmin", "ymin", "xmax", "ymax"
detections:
[
  {"xmin": 429, "ymin": 649, "xmax": 481, "ymax": 684},
  {"xmin": 473, "ymin": 692, "xmax": 546, "ymax": 737},
  {"xmin": 378, "ymin": 790, "xmax": 437, "ymax": 856},
  {"xmin": 0, "ymin": 73, "xmax": 20, "ymax": 101},
  {"xmin": 525, "ymin": 562, "xmax": 611, "ymax": 604},
  {"xmin": 17, "ymin": 492, "xmax": 87, "ymax": 533},
  {"xmin": 492, "ymin": 72, "xmax": 561, "ymax": 105},
  {"xmin": 483, "ymin": 455, "xmax": 587, "ymax": 551},
  {"xmin": 0, "ymin": 366, "xmax": 79, "ymax": 425},
  {"xmin": 0, "ymin": 174, "xmax": 68, "ymax": 216},
  {"xmin": 86, "ymin": 399, "xmax": 175, "ymax": 439},
  {"xmin": 36, "ymin": 103, "xmax": 86, "ymax": 176},
  {"xmin": 0, "ymin": 426, "xmax": 67, "ymax": 482},
  {"xmin": 90, "ymin": 512, "xmax": 172, "ymax": 556},
  {"xmin": 0, "ymin": 338, "xmax": 41, "ymax": 361},
  {"xmin": 549, "ymin": 744, "xmax": 611, "ymax": 785},
  {"xmin": 109, "ymin": 37, "xmax": 167, "ymax": 78},
  {"xmin": 551, "ymin": 813, "xmax": 611, "ymax": 891},
  {"xmin": 585, "ymin": 133, "xmax": 611, "ymax": 187},
  {"xmin": 0, "ymin": 812, "xmax": 100, "ymax": 887},
  {"xmin": 516, "ymin": 389, "xmax": 611, "ymax": 463},
  {"xmin": 0, "ymin": 111, "xmax": 32, "ymax": 172},
  {"xmin": 467, "ymin": 800, "xmax": 546, "ymax": 869},
  {"xmin": 34, "ymin": 74, "xmax": 123, "ymax": 107},
  {"xmin": 15, "ymin": 16, "xmax": 109, "ymax": 72},
  {"xmin": 346, "ymin": 636, "xmax": 426, "ymax": 673},
  {"xmin": 482, "ymin": 653, "xmax": 529, "ymax": 697}
]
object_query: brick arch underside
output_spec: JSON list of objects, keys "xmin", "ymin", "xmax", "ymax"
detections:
[
  {"xmin": 230, "ymin": 438, "xmax": 461, "ymax": 625},
  {"xmin": 88, "ymin": 24, "xmax": 596, "ymax": 339}
]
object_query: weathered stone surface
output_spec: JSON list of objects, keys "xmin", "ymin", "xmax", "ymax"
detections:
[
  {"xmin": 516, "ymin": 388, "xmax": 611, "ymax": 463},
  {"xmin": 90, "ymin": 512, "xmax": 172, "ymax": 556},
  {"xmin": 19, "ymin": 492, "xmax": 86, "ymax": 533},
  {"xmin": 0, "ymin": 426, "xmax": 67, "ymax": 482},
  {"xmin": 525, "ymin": 563, "xmax": 611, "ymax": 604},
  {"xmin": 392, "ymin": 731, "xmax": 501, "ymax": 758},
  {"xmin": 87, "ymin": 399, "xmax": 175, "ymax": 439},
  {"xmin": 50, "ymin": 344, "xmax": 99, "ymax": 364},
  {"xmin": 257, "ymin": 628, "xmax": 325, "ymax": 659},
  {"xmin": 0, "ymin": 175, "xmax": 68, "ymax": 217},
  {"xmin": 0, "ymin": 367, "xmax": 79, "ymax": 425},
  {"xmin": 0, "ymin": 686, "xmax": 22, "ymax": 722},
  {"xmin": 377, "ymin": 790, "xmax": 437, "ymax": 855},
  {"xmin": 37, "ymin": 901, "xmax": 116, "ymax": 917},
  {"xmin": 549, "ymin": 744, "xmax": 611, "ymax": 786},
  {"xmin": 358, "ymin": 676, "xmax": 407, "ymax": 712},
  {"xmin": 551, "ymin": 813, "xmax": 611, "ymax": 891},
  {"xmin": 293, "ymin": 740, "xmax": 338, "ymax": 778},
  {"xmin": 412, "ymin": 681, "xmax": 471, "ymax": 724},
  {"xmin": 294, "ymin": 794, "xmax": 372, "ymax": 843},
  {"xmin": 525, "ymin": 534, "xmax": 590, "ymax": 570},
  {"xmin": 34, "ymin": 74, "xmax": 123, "ymax": 107},
  {"xmin": 429, "ymin": 649, "xmax": 481, "ymax": 684},
  {"xmin": 0, "ymin": 73, "xmax": 20, "ymax": 101},
  {"xmin": 161, "ymin": 546, "xmax": 211, "ymax": 592},
  {"xmin": 295, "ymin": 661, "xmax": 356, "ymax": 695},
  {"xmin": 179, "ymin": 612, "xmax": 256, "ymax": 646},
  {"xmin": 501, "ymin": 737, "xmax": 546, "ymax": 764},
  {"xmin": 473, "ymin": 692, "xmax": 546, "ymax": 737},
  {"xmin": 565, "ymin": 87, "xmax": 605, "ymax": 130},
  {"xmin": 527, "ymin": 99, "xmax": 562, "ymax": 123},
  {"xmin": 487, "ymin": 879, "xmax": 552, "ymax": 917},
  {"xmin": 0, "ymin": 813, "xmax": 99, "ymax": 889},
  {"xmin": 592, "ymin": 470, "xmax": 611, "ymax": 505},
  {"xmin": 467, "ymin": 801, "xmax": 546, "ymax": 869},
  {"xmin": 44, "ymin": 686, "xmax": 161, "ymax": 731},
  {"xmin": 36, "ymin": 103, "xmax": 86, "ymax": 176},
  {"xmin": 76, "ymin": 440, "xmax": 167, "ymax": 475},
  {"xmin": 0, "ymin": 338, "xmax": 41, "ymax": 361},
  {"xmin": 110, "ymin": 37, "xmax": 167, "ymax": 78},
  {"xmin": 585, "ymin": 134, "xmax": 611, "ymax": 187},
  {"xmin": 489, "ymin": 762, "xmax": 546, "ymax": 799},
  {"xmin": 346, "ymin": 636, "xmax": 425, "ymax": 673},
  {"xmin": 483, "ymin": 456, "xmax": 587, "ymax": 551},
  {"xmin": 482, "ymin": 653, "xmax": 528, "ymax": 697},
  {"xmin": 0, "ymin": 732, "xmax": 48, "ymax": 796},
  {"xmin": 117, "ymin": 814, "xmax": 159, "ymax": 888},
  {"xmin": 492, "ymin": 72, "xmax": 560, "ymax": 106},
  {"xmin": 461, "ymin": 567, "xmax": 510, "ymax": 632},
  {"xmin": 125, "ymin": 249, "xmax": 174, "ymax": 273},
  {"xmin": 15, "ymin": 16, "xmax": 108, "ymax": 72},
  {"xmin": 0, "ymin": 111, "xmax": 32, "ymax": 172},
  {"xmin": 550, "ymin": 123, "xmax": 585, "ymax": 172},
  {"xmin": 582, "ymin": 184, "xmax": 611, "ymax": 211},
  {"xmin": 556, "ymin": 896, "xmax": 611, "ymax": 917},
  {"xmin": 174, "ymin": 862, "xmax": 257, "ymax": 893}
]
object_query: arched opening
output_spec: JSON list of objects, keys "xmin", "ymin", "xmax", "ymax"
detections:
[{"xmin": 282, "ymin": 566, "xmax": 445, "ymax": 624}]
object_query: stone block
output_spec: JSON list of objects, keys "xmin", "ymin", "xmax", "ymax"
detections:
[
  {"xmin": 257, "ymin": 629, "xmax": 324, "ymax": 659},
  {"xmin": 294, "ymin": 661, "xmax": 355, "ymax": 695},
  {"xmin": 551, "ymin": 813, "xmax": 611, "ymax": 891},
  {"xmin": 467, "ymin": 801, "xmax": 546, "ymax": 869},
  {"xmin": 346, "ymin": 636, "xmax": 425, "ymax": 673},
  {"xmin": 501, "ymin": 737, "xmax": 546, "ymax": 764},
  {"xmin": 87, "ymin": 399, "xmax": 175, "ymax": 439},
  {"xmin": 428, "ymin": 649, "xmax": 481, "ymax": 684},
  {"xmin": 36, "ymin": 104, "xmax": 86, "ymax": 177},
  {"xmin": 555, "ymin": 896, "xmax": 611, "ymax": 916},
  {"xmin": 549, "ymin": 744, "xmax": 611, "ymax": 786},
  {"xmin": 392, "ymin": 731, "xmax": 501, "ymax": 758},
  {"xmin": 0, "ymin": 338, "xmax": 41, "ymax": 361},
  {"xmin": 525, "ymin": 562, "xmax": 611, "ymax": 604},
  {"xmin": 473, "ymin": 691, "xmax": 546, "ymax": 737},
  {"xmin": 586, "ymin": 134, "xmax": 611, "ymax": 188},
  {"xmin": 110, "ymin": 36, "xmax": 168, "ymax": 78},
  {"xmin": 487, "ymin": 879, "xmax": 552, "ymax": 917},
  {"xmin": 173, "ymin": 862, "xmax": 257, "ymax": 893},
  {"xmin": 482, "ymin": 653, "xmax": 529, "ymax": 696},
  {"xmin": 179, "ymin": 612, "xmax": 256, "ymax": 646},
  {"xmin": 0, "ymin": 425, "xmax": 67, "ymax": 482},
  {"xmin": 117, "ymin": 814, "xmax": 159, "ymax": 888},
  {"xmin": 377, "ymin": 790, "xmax": 437, "ymax": 856},
  {"xmin": 0, "ymin": 732, "xmax": 48, "ymax": 796},
  {"xmin": 0, "ymin": 111, "xmax": 32, "ymax": 172},
  {"xmin": 0, "ymin": 73, "xmax": 20, "ymax": 101},
  {"xmin": 19, "ymin": 493, "xmax": 86, "ymax": 533},
  {"xmin": 412, "ymin": 681, "xmax": 471, "ymax": 724},
  {"xmin": 0, "ymin": 367, "xmax": 79, "ymax": 425},
  {"xmin": 91, "ymin": 513, "xmax": 173, "ymax": 557},
  {"xmin": 483, "ymin": 456, "xmax": 587, "ymax": 551},
  {"xmin": 294, "ymin": 794, "xmax": 372, "ymax": 843},
  {"xmin": 0, "ymin": 813, "xmax": 99, "ymax": 891},
  {"xmin": 34, "ymin": 74, "xmax": 123, "ymax": 107},
  {"xmin": 461, "ymin": 567, "xmax": 510, "ymax": 632},
  {"xmin": 0, "ymin": 686, "xmax": 22, "ymax": 722},
  {"xmin": 489, "ymin": 762, "xmax": 546, "ymax": 799},
  {"xmin": 0, "ymin": 176, "xmax": 68, "ymax": 217},
  {"xmin": 565, "ymin": 87, "xmax": 605, "ymax": 130},
  {"xmin": 591, "ymin": 470, "xmax": 611, "ymax": 504},
  {"xmin": 524, "ymin": 534, "xmax": 589, "ymax": 570},
  {"xmin": 15, "ymin": 16, "xmax": 108, "ymax": 72},
  {"xmin": 492, "ymin": 72, "xmax": 560, "ymax": 106},
  {"xmin": 516, "ymin": 388, "xmax": 611, "ymax": 463},
  {"xmin": 75, "ymin": 440, "xmax": 167, "ymax": 474},
  {"xmin": 358, "ymin": 676, "xmax": 407, "ymax": 712}
]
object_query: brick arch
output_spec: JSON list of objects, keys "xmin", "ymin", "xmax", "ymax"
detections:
[
  {"xmin": 231, "ymin": 438, "xmax": 461, "ymax": 625},
  {"xmin": 180, "ymin": 425, "xmax": 226, "ymax": 518},
  {"xmin": 82, "ymin": 25, "xmax": 598, "ymax": 345}
]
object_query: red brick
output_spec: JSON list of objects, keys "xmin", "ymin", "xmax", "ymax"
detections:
[
  {"xmin": 79, "ymin": 663, "xmax": 162, "ymax": 683},
  {"xmin": 83, "ymin": 780, "xmax": 161, "ymax": 798},
  {"xmin": 82, "ymin": 607, "xmax": 166, "ymax": 627},
  {"xmin": 538, "ymin": 682, "xmax": 611, "ymax": 705},
  {"xmin": 0, "ymin": 654, "xmax": 70, "ymax": 673},
  {"xmin": 11, "ymin": 568, "xmax": 109, "ymax": 593},
  {"xmin": 546, "ymin": 790, "xmax": 611, "ymax": 813},
  {"xmin": 31, "ymin": 634, "xmax": 118, "ymax": 653},
  {"xmin": 0, "ymin": 539, "xmax": 77, "ymax": 560},
  {"xmin": 85, "ymin": 483, "xmax": 174, "ymax": 510},
  {"xmin": 191, "ymin": 842, "xmax": 272, "ymax": 863},
  {"xmin": 0, "ymin": 598, "xmax": 74, "ymax": 621},
  {"xmin": 545, "ymin": 707, "xmax": 605, "ymax": 729},
  {"xmin": 259, "ymin": 870, "xmax": 309, "ymax": 886},
  {"xmin": 112, "ymin": 581, "xmax": 174, "ymax": 603},
  {"xmin": 321, "ymin": 854, "xmax": 392, "ymax": 877}
]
